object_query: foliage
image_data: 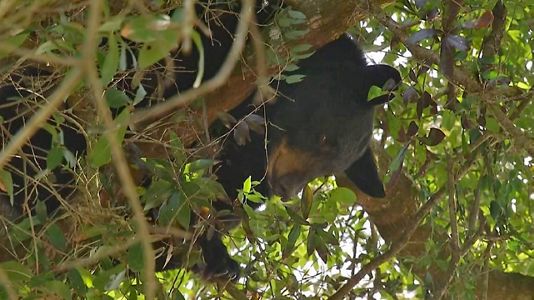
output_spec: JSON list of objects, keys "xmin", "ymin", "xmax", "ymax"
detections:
[{"xmin": 0, "ymin": 0, "xmax": 532, "ymax": 299}]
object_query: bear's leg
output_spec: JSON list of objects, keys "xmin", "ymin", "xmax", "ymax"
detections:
[{"xmin": 199, "ymin": 232, "xmax": 240, "ymax": 280}]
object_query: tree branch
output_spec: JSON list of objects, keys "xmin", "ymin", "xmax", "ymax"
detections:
[{"xmin": 82, "ymin": 0, "xmax": 156, "ymax": 297}]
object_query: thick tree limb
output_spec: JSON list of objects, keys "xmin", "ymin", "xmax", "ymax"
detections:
[
  {"xmin": 339, "ymin": 171, "xmax": 534, "ymax": 299},
  {"xmin": 134, "ymin": 0, "xmax": 389, "ymax": 156}
]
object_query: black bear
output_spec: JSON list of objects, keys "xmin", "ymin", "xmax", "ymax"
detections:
[
  {"xmin": 200, "ymin": 34, "xmax": 401, "ymax": 279},
  {"xmin": 0, "ymin": 2, "xmax": 400, "ymax": 283}
]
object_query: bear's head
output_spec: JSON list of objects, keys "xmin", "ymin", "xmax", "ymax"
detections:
[{"xmin": 266, "ymin": 35, "xmax": 401, "ymax": 200}]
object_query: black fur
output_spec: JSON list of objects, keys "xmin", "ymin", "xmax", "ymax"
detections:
[
  {"xmin": 0, "ymin": 69, "xmax": 86, "ymax": 215},
  {"xmin": 0, "ymin": 2, "xmax": 401, "ymax": 282},
  {"xmin": 201, "ymin": 34, "xmax": 401, "ymax": 278}
]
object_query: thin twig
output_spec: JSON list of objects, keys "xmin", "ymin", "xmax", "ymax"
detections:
[
  {"xmin": 54, "ymin": 236, "xmax": 141, "ymax": 272},
  {"xmin": 467, "ymin": 179, "xmax": 482, "ymax": 234},
  {"xmin": 447, "ymin": 159, "xmax": 460, "ymax": 260},
  {"xmin": 487, "ymin": 104, "xmax": 534, "ymax": 157},
  {"xmin": 81, "ymin": 0, "xmax": 157, "ymax": 298},
  {"xmin": 480, "ymin": 241, "xmax": 494, "ymax": 300},
  {"xmin": 0, "ymin": 68, "xmax": 82, "ymax": 170},
  {"xmin": 480, "ymin": 0, "xmax": 507, "ymax": 75},
  {"xmin": 181, "ymin": 0, "xmax": 197, "ymax": 53},
  {"xmin": 0, "ymin": 43, "xmax": 78, "ymax": 66},
  {"xmin": 214, "ymin": 279, "xmax": 249, "ymax": 300},
  {"xmin": 249, "ymin": 12, "xmax": 271, "ymax": 105}
]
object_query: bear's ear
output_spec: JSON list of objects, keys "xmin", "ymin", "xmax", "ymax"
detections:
[
  {"xmin": 363, "ymin": 64, "xmax": 401, "ymax": 106},
  {"xmin": 344, "ymin": 147, "xmax": 386, "ymax": 198},
  {"xmin": 365, "ymin": 64, "xmax": 402, "ymax": 91}
]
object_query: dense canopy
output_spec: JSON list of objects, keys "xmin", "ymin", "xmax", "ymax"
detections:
[{"xmin": 0, "ymin": 0, "xmax": 532, "ymax": 299}]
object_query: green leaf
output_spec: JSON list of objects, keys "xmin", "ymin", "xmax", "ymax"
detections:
[
  {"xmin": 284, "ymin": 30, "xmax": 308, "ymax": 40},
  {"xmin": 42, "ymin": 123, "xmax": 58, "ymax": 140},
  {"xmin": 105, "ymin": 88, "xmax": 130, "ymax": 108},
  {"xmin": 175, "ymin": 195, "xmax": 192, "ymax": 230},
  {"xmin": 99, "ymin": 16, "xmax": 125, "ymax": 32},
  {"xmin": 142, "ymin": 179, "xmax": 172, "ymax": 211},
  {"xmin": 46, "ymin": 146, "xmax": 64, "ymax": 170},
  {"xmin": 169, "ymin": 132, "xmax": 186, "ymax": 166},
  {"xmin": 243, "ymin": 176, "xmax": 252, "ymax": 193},
  {"xmin": 127, "ymin": 242, "xmax": 144, "ymax": 272},
  {"xmin": 284, "ymin": 74, "xmax": 306, "ymax": 84},
  {"xmin": 88, "ymin": 109, "xmax": 130, "ymax": 168},
  {"xmin": 93, "ymin": 264, "xmax": 125, "ymax": 291},
  {"xmin": 159, "ymin": 191, "xmax": 191, "ymax": 230},
  {"xmin": 43, "ymin": 280, "xmax": 71, "ymax": 300},
  {"xmin": 171, "ymin": 8, "xmax": 184, "ymax": 22},
  {"xmin": 243, "ymin": 203, "xmax": 257, "ymax": 218},
  {"xmin": 284, "ymin": 64, "xmax": 300, "ymax": 72},
  {"xmin": 101, "ymin": 33, "xmax": 120, "ymax": 85},
  {"xmin": 314, "ymin": 234, "xmax": 330, "ymax": 263},
  {"xmin": 36, "ymin": 41, "xmax": 59, "ymax": 55},
  {"xmin": 88, "ymin": 135, "xmax": 112, "ymax": 168},
  {"xmin": 121, "ymin": 15, "xmax": 171, "ymax": 43},
  {"xmin": 291, "ymin": 44, "xmax": 312, "ymax": 53},
  {"xmin": 62, "ymin": 148, "xmax": 77, "ymax": 168},
  {"xmin": 188, "ymin": 159, "xmax": 216, "ymax": 173},
  {"xmin": 485, "ymin": 117, "xmax": 500, "ymax": 133},
  {"xmin": 329, "ymin": 187, "xmax": 357, "ymax": 205},
  {"xmin": 301, "ymin": 184, "xmax": 313, "ymax": 219},
  {"xmin": 283, "ymin": 224, "xmax": 301, "ymax": 258},
  {"xmin": 46, "ymin": 223, "xmax": 67, "ymax": 251},
  {"xmin": 481, "ymin": 69, "xmax": 498, "ymax": 80},
  {"xmin": 35, "ymin": 200, "xmax": 48, "ymax": 223},
  {"xmin": 246, "ymin": 192, "xmax": 265, "ymax": 204},
  {"xmin": 277, "ymin": 16, "xmax": 292, "ymax": 27},
  {"xmin": 0, "ymin": 32, "xmax": 29, "ymax": 59},
  {"xmin": 367, "ymin": 85, "xmax": 384, "ymax": 101},
  {"xmin": 293, "ymin": 51, "xmax": 314, "ymax": 60},
  {"xmin": 67, "ymin": 269, "xmax": 88, "ymax": 295},
  {"xmin": 174, "ymin": 290, "xmax": 186, "ymax": 300},
  {"xmin": 441, "ymin": 110, "xmax": 456, "ymax": 131},
  {"xmin": 138, "ymin": 29, "xmax": 180, "ymax": 69},
  {"xmin": 306, "ymin": 227, "xmax": 318, "ymax": 257},
  {"xmin": 0, "ymin": 261, "xmax": 32, "ymax": 283},
  {"xmin": 388, "ymin": 143, "xmax": 409, "ymax": 173},
  {"xmin": 286, "ymin": 207, "xmax": 309, "ymax": 225},
  {"xmin": 490, "ymin": 200, "xmax": 504, "ymax": 221},
  {"xmin": 28, "ymin": 272, "xmax": 54, "ymax": 289},
  {"xmin": 317, "ymin": 227, "xmax": 339, "ymax": 246},
  {"xmin": 0, "ymin": 169, "xmax": 14, "ymax": 205},
  {"xmin": 287, "ymin": 9, "xmax": 306, "ymax": 20}
]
